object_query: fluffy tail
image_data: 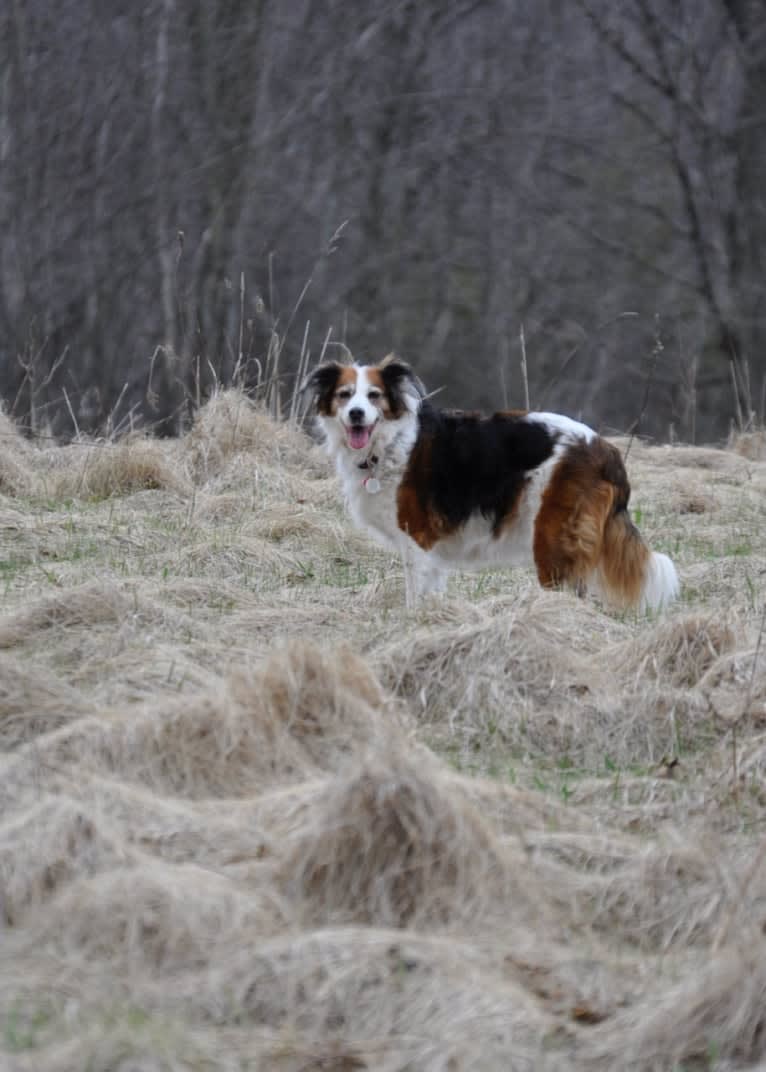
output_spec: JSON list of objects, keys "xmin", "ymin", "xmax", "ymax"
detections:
[{"xmin": 599, "ymin": 509, "xmax": 679, "ymax": 612}]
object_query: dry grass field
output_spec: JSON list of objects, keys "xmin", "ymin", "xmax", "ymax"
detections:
[{"xmin": 2, "ymin": 390, "xmax": 766, "ymax": 1071}]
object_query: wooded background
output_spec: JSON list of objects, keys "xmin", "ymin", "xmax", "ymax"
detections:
[{"xmin": 2, "ymin": 0, "xmax": 764, "ymax": 441}]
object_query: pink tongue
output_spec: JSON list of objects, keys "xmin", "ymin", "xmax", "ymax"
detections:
[{"xmin": 349, "ymin": 426, "xmax": 372, "ymax": 450}]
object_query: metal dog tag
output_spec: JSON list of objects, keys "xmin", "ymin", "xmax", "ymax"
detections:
[{"xmin": 365, "ymin": 477, "xmax": 381, "ymax": 494}]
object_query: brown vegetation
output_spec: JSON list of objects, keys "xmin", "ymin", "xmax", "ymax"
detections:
[{"xmin": 1, "ymin": 392, "xmax": 766, "ymax": 1069}]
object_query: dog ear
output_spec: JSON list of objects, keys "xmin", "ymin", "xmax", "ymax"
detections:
[
  {"xmin": 379, "ymin": 355, "xmax": 426, "ymax": 412},
  {"xmin": 300, "ymin": 362, "xmax": 343, "ymax": 414}
]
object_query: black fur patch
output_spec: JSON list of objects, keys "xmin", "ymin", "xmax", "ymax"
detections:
[
  {"xmin": 301, "ymin": 362, "xmax": 343, "ymax": 416},
  {"xmin": 404, "ymin": 404, "xmax": 559, "ymax": 535},
  {"xmin": 378, "ymin": 360, "xmax": 426, "ymax": 418}
]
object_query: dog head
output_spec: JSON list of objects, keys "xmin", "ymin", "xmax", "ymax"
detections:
[{"xmin": 301, "ymin": 356, "xmax": 425, "ymax": 454}]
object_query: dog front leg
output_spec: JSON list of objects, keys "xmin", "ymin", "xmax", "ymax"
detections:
[
  {"xmin": 401, "ymin": 541, "xmax": 419, "ymax": 610},
  {"xmin": 401, "ymin": 543, "xmax": 447, "ymax": 607}
]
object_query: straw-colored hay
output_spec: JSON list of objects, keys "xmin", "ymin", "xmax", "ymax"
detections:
[
  {"xmin": 1, "ymin": 398, "xmax": 766, "ymax": 1071},
  {"xmin": 0, "ymin": 654, "xmax": 98, "ymax": 748},
  {"xmin": 0, "ymin": 798, "xmax": 134, "ymax": 925},
  {"xmin": 280, "ymin": 745, "xmax": 530, "ymax": 930},
  {"xmin": 23, "ymin": 642, "xmax": 404, "ymax": 797},
  {"xmin": 612, "ymin": 613, "xmax": 736, "ymax": 688},
  {"xmin": 184, "ymin": 388, "xmax": 327, "ymax": 482}
]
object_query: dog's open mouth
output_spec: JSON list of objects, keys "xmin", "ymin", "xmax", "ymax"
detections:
[{"xmin": 347, "ymin": 424, "xmax": 374, "ymax": 450}]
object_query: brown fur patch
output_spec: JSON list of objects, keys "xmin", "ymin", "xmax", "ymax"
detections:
[
  {"xmin": 365, "ymin": 368, "xmax": 385, "ymax": 391},
  {"xmin": 365, "ymin": 367, "xmax": 395, "ymax": 419},
  {"xmin": 332, "ymin": 367, "xmax": 358, "ymax": 408},
  {"xmin": 599, "ymin": 509, "xmax": 650, "ymax": 607},
  {"xmin": 494, "ymin": 476, "xmax": 529, "ymax": 538},
  {"xmin": 533, "ymin": 439, "xmax": 648, "ymax": 605},
  {"xmin": 397, "ymin": 486, "xmax": 444, "ymax": 551},
  {"xmin": 397, "ymin": 434, "xmax": 453, "ymax": 550},
  {"xmin": 313, "ymin": 365, "xmax": 358, "ymax": 417},
  {"xmin": 336, "ymin": 367, "xmax": 357, "ymax": 383}
]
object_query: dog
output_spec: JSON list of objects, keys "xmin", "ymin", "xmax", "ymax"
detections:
[{"xmin": 302, "ymin": 355, "xmax": 679, "ymax": 611}]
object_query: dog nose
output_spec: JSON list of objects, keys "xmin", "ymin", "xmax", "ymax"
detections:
[{"xmin": 348, "ymin": 407, "xmax": 364, "ymax": 423}]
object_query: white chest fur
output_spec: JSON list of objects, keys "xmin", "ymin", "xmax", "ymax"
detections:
[{"xmin": 323, "ymin": 410, "xmax": 419, "ymax": 553}]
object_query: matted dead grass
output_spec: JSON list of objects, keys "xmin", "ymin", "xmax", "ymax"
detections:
[
  {"xmin": 185, "ymin": 387, "xmax": 327, "ymax": 483},
  {"xmin": 52, "ymin": 438, "xmax": 190, "ymax": 500},
  {"xmin": 2, "ymin": 395, "xmax": 766, "ymax": 1069},
  {"xmin": 279, "ymin": 744, "xmax": 535, "ymax": 931},
  {"xmin": 730, "ymin": 428, "xmax": 766, "ymax": 461}
]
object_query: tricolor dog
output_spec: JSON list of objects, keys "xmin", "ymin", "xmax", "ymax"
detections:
[{"xmin": 303, "ymin": 356, "xmax": 679, "ymax": 611}]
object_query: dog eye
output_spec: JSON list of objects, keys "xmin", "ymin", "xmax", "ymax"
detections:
[
  {"xmin": 336, "ymin": 389, "xmax": 353, "ymax": 400},
  {"xmin": 368, "ymin": 390, "xmax": 382, "ymax": 401}
]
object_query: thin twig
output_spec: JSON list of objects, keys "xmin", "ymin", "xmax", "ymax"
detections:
[
  {"xmin": 317, "ymin": 325, "xmax": 333, "ymax": 366},
  {"xmin": 730, "ymin": 358, "xmax": 745, "ymax": 431},
  {"xmin": 233, "ymin": 270, "xmax": 246, "ymax": 386},
  {"xmin": 519, "ymin": 324, "xmax": 530, "ymax": 412},
  {"xmin": 624, "ymin": 316, "xmax": 663, "ymax": 464},
  {"xmin": 327, "ymin": 341, "xmax": 354, "ymax": 363},
  {"xmin": 104, "ymin": 382, "xmax": 130, "ymax": 440},
  {"xmin": 289, "ymin": 321, "xmax": 312, "ymax": 426},
  {"xmin": 62, "ymin": 388, "xmax": 81, "ymax": 440}
]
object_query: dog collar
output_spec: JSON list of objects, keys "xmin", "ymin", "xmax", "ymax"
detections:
[{"xmin": 358, "ymin": 454, "xmax": 381, "ymax": 494}]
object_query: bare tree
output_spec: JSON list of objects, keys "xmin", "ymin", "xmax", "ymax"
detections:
[{"xmin": 1, "ymin": 0, "xmax": 763, "ymax": 440}]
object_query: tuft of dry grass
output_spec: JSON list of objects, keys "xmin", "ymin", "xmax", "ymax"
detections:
[
  {"xmin": 0, "ymin": 450, "xmax": 33, "ymax": 497},
  {"xmin": 70, "ymin": 438, "xmax": 190, "ymax": 499},
  {"xmin": 612, "ymin": 612, "xmax": 736, "ymax": 687},
  {"xmin": 22, "ymin": 860, "xmax": 280, "ymax": 970},
  {"xmin": 593, "ymin": 939, "xmax": 766, "ymax": 1068},
  {"xmin": 19, "ymin": 641, "xmax": 405, "ymax": 800},
  {"xmin": 280, "ymin": 744, "xmax": 528, "ymax": 930},
  {"xmin": 2, "ymin": 394, "xmax": 766, "ymax": 1070},
  {"xmin": 0, "ymin": 581, "xmax": 133, "ymax": 648},
  {"xmin": 0, "ymin": 654, "xmax": 99, "ymax": 748},
  {"xmin": 185, "ymin": 387, "xmax": 326, "ymax": 484},
  {"xmin": 0, "ymin": 799, "xmax": 135, "ymax": 926},
  {"xmin": 730, "ymin": 428, "xmax": 766, "ymax": 460},
  {"xmin": 0, "ymin": 406, "xmax": 35, "ymax": 495}
]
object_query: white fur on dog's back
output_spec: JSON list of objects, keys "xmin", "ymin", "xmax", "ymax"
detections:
[{"xmin": 525, "ymin": 411, "xmax": 597, "ymax": 443}]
